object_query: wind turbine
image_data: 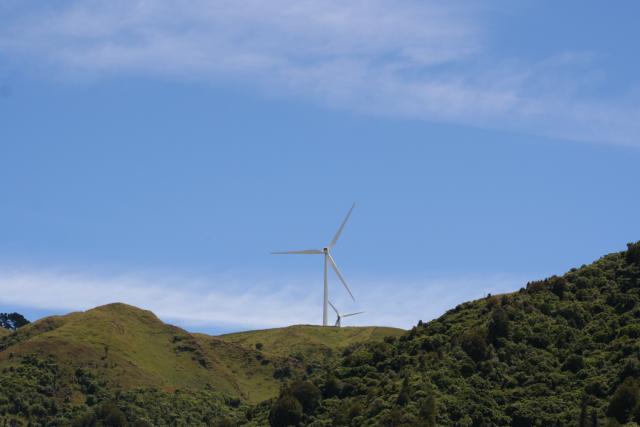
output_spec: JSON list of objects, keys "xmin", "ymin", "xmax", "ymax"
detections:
[
  {"xmin": 272, "ymin": 203, "xmax": 356, "ymax": 326},
  {"xmin": 328, "ymin": 300, "xmax": 364, "ymax": 327}
]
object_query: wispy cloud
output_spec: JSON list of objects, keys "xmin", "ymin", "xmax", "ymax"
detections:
[
  {"xmin": 0, "ymin": 267, "xmax": 523, "ymax": 331},
  {"xmin": 1, "ymin": 1, "xmax": 637, "ymax": 145}
]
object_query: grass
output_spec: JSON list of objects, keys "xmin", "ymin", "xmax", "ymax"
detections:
[
  {"xmin": 0, "ymin": 303, "xmax": 402, "ymax": 404},
  {"xmin": 218, "ymin": 324, "xmax": 404, "ymax": 363}
]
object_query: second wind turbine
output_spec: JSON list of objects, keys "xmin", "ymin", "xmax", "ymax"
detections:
[{"xmin": 272, "ymin": 203, "xmax": 357, "ymax": 327}]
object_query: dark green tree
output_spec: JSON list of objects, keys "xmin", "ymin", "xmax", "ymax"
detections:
[
  {"xmin": 288, "ymin": 380, "xmax": 321, "ymax": 414},
  {"xmin": 626, "ymin": 241, "xmax": 640, "ymax": 266},
  {"xmin": 322, "ymin": 373, "xmax": 341, "ymax": 398},
  {"xmin": 607, "ymin": 377, "xmax": 640, "ymax": 423},
  {"xmin": 487, "ymin": 306, "xmax": 509, "ymax": 345},
  {"xmin": 461, "ymin": 327, "xmax": 489, "ymax": 362},
  {"xmin": 95, "ymin": 402, "xmax": 127, "ymax": 427},
  {"xmin": 579, "ymin": 395, "xmax": 588, "ymax": 427},
  {"xmin": 396, "ymin": 377, "xmax": 410, "ymax": 406},
  {"xmin": 269, "ymin": 394, "xmax": 303, "ymax": 427},
  {"xmin": 418, "ymin": 391, "xmax": 437, "ymax": 427}
]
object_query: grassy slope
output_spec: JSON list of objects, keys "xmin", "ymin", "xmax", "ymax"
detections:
[
  {"xmin": 0, "ymin": 304, "xmax": 272, "ymax": 402},
  {"xmin": 0, "ymin": 329, "xmax": 9, "ymax": 337},
  {"xmin": 0, "ymin": 304, "xmax": 400, "ymax": 406},
  {"xmin": 218, "ymin": 325, "xmax": 404, "ymax": 363}
]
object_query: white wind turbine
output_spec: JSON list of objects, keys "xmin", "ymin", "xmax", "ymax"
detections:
[
  {"xmin": 328, "ymin": 300, "xmax": 364, "ymax": 328},
  {"xmin": 272, "ymin": 203, "xmax": 356, "ymax": 326}
]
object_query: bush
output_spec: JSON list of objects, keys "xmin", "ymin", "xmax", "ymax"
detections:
[
  {"xmin": 607, "ymin": 377, "xmax": 640, "ymax": 423},
  {"xmin": 95, "ymin": 402, "xmax": 128, "ymax": 427},
  {"xmin": 322, "ymin": 374, "xmax": 341, "ymax": 398},
  {"xmin": 289, "ymin": 380, "xmax": 321, "ymax": 414},
  {"xmin": 460, "ymin": 328, "xmax": 489, "ymax": 362},
  {"xmin": 487, "ymin": 307, "xmax": 509, "ymax": 344},
  {"xmin": 419, "ymin": 392, "xmax": 437, "ymax": 427},
  {"xmin": 626, "ymin": 242, "xmax": 640, "ymax": 267},
  {"xmin": 269, "ymin": 394, "xmax": 303, "ymax": 427}
]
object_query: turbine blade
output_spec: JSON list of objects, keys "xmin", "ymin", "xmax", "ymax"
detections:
[
  {"xmin": 343, "ymin": 311, "xmax": 365, "ymax": 317},
  {"xmin": 328, "ymin": 300, "xmax": 340, "ymax": 316},
  {"xmin": 328, "ymin": 203, "xmax": 355, "ymax": 248},
  {"xmin": 327, "ymin": 253, "xmax": 355, "ymax": 301},
  {"xmin": 271, "ymin": 249, "xmax": 323, "ymax": 255}
]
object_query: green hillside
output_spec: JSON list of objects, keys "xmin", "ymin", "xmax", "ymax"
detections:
[
  {"xmin": 254, "ymin": 241, "xmax": 640, "ymax": 426},
  {"xmin": 0, "ymin": 328, "xmax": 10, "ymax": 338},
  {"xmin": 0, "ymin": 303, "xmax": 399, "ymax": 425},
  {"xmin": 2, "ymin": 241, "xmax": 640, "ymax": 426},
  {"xmin": 219, "ymin": 325, "xmax": 404, "ymax": 363}
]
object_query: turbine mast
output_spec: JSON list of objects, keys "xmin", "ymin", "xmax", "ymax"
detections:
[{"xmin": 323, "ymin": 252, "xmax": 329, "ymax": 327}]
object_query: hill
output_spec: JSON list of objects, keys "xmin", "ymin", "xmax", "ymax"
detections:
[
  {"xmin": 218, "ymin": 325, "xmax": 403, "ymax": 363},
  {"xmin": 0, "ymin": 328, "xmax": 10, "ymax": 338},
  {"xmin": 253, "ymin": 241, "xmax": 640, "ymax": 426},
  {"xmin": 0, "ymin": 303, "xmax": 399, "ymax": 425},
  {"xmin": 2, "ymin": 241, "xmax": 640, "ymax": 426}
]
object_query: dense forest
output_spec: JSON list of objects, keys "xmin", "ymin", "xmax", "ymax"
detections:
[{"xmin": 1, "ymin": 242, "xmax": 640, "ymax": 426}]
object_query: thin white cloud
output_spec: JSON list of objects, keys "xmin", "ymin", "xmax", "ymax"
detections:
[
  {"xmin": 0, "ymin": 267, "xmax": 523, "ymax": 331},
  {"xmin": 1, "ymin": 1, "xmax": 637, "ymax": 145}
]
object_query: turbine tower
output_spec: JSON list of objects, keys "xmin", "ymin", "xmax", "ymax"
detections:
[
  {"xmin": 328, "ymin": 300, "xmax": 364, "ymax": 327},
  {"xmin": 272, "ymin": 203, "xmax": 356, "ymax": 326}
]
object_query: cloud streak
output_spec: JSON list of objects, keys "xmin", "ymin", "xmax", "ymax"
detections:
[
  {"xmin": 0, "ymin": 267, "xmax": 523, "ymax": 332},
  {"xmin": 1, "ymin": 1, "xmax": 637, "ymax": 145}
]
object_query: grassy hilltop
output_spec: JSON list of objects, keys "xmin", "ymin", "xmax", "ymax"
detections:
[{"xmin": 218, "ymin": 324, "xmax": 402, "ymax": 364}]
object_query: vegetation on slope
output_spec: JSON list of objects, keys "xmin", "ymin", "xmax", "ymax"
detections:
[
  {"xmin": 253, "ymin": 241, "xmax": 640, "ymax": 426},
  {"xmin": 218, "ymin": 325, "xmax": 404, "ymax": 364},
  {"xmin": 0, "ymin": 303, "xmax": 398, "ymax": 425},
  {"xmin": 2, "ymin": 241, "xmax": 639, "ymax": 426}
]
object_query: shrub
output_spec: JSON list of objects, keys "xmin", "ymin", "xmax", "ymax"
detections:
[
  {"xmin": 487, "ymin": 307, "xmax": 509, "ymax": 344},
  {"xmin": 460, "ymin": 328, "xmax": 489, "ymax": 362},
  {"xmin": 626, "ymin": 242, "xmax": 640, "ymax": 267},
  {"xmin": 607, "ymin": 377, "xmax": 640, "ymax": 423},
  {"xmin": 269, "ymin": 394, "xmax": 303, "ymax": 427},
  {"xmin": 289, "ymin": 380, "xmax": 321, "ymax": 414}
]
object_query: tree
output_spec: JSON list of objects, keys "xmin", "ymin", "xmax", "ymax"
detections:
[
  {"xmin": 626, "ymin": 242, "xmax": 640, "ymax": 266},
  {"xmin": 461, "ymin": 328, "xmax": 489, "ymax": 362},
  {"xmin": 607, "ymin": 377, "xmax": 640, "ymax": 423},
  {"xmin": 322, "ymin": 373, "xmax": 341, "ymax": 398},
  {"xmin": 269, "ymin": 394, "xmax": 303, "ymax": 427},
  {"xmin": 95, "ymin": 402, "xmax": 128, "ymax": 427},
  {"xmin": 396, "ymin": 377, "xmax": 410, "ymax": 406},
  {"xmin": 579, "ymin": 395, "xmax": 588, "ymax": 427},
  {"xmin": 289, "ymin": 381, "xmax": 321, "ymax": 414},
  {"xmin": 0, "ymin": 312, "xmax": 30, "ymax": 331},
  {"xmin": 419, "ymin": 391, "xmax": 437, "ymax": 427},
  {"xmin": 487, "ymin": 306, "xmax": 509, "ymax": 345}
]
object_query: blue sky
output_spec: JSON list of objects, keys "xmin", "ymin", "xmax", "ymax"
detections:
[{"xmin": 1, "ymin": 1, "xmax": 639, "ymax": 334}]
